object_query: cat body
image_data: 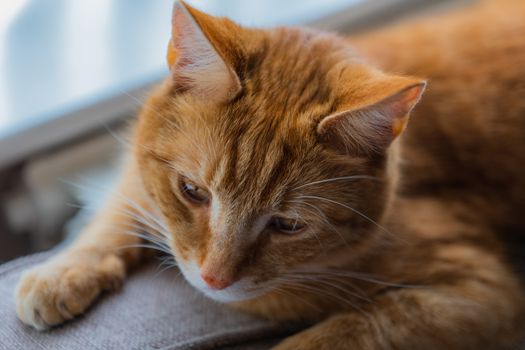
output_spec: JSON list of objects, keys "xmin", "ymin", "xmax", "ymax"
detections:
[
  {"xmin": 355, "ymin": 0, "xmax": 525, "ymax": 227},
  {"xmin": 15, "ymin": 1, "xmax": 525, "ymax": 349}
]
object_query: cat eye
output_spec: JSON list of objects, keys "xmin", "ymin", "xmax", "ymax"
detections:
[
  {"xmin": 179, "ymin": 178, "xmax": 210, "ymax": 204},
  {"xmin": 268, "ymin": 216, "xmax": 305, "ymax": 235}
]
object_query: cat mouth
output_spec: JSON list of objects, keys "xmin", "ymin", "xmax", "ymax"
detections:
[
  {"xmin": 174, "ymin": 259, "xmax": 272, "ymax": 302},
  {"xmin": 199, "ymin": 285, "xmax": 270, "ymax": 303}
]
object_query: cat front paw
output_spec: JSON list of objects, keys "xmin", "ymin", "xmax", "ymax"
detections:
[{"xmin": 15, "ymin": 253, "xmax": 125, "ymax": 330}]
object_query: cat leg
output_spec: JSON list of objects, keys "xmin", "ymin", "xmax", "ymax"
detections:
[
  {"xmin": 273, "ymin": 245, "xmax": 525, "ymax": 350},
  {"xmin": 15, "ymin": 164, "xmax": 159, "ymax": 330}
]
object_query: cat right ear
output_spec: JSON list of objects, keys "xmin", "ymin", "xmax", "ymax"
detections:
[
  {"xmin": 317, "ymin": 77, "xmax": 426, "ymax": 156},
  {"xmin": 167, "ymin": 1, "xmax": 241, "ymax": 103}
]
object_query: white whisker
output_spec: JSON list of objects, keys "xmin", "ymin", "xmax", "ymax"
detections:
[
  {"xmin": 292, "ymin": 175, "xmax": 381, "ymax": 191},
  {"xmin": 110, "ymin": 229, "xmax": 171, "ymax": 251},
  {"xmin": 61, "ymin": 177, "xmax": 169, "ymax": 237},
  {"xmin": 284, "ymin": 274, "xmax": 372, "ymax": 303},
  {"xmin": 115, "ymin": 243, "xmax": 173, "ymax": 255},
  {"xmin": 273, "ymin": 277, "xmax": 368, "ymax": 314},
  {"xmin": 293, "ymin": 267, "xmax": 422, "ymax": 289},
  {"xmin": 297, "ymin": 195, "xmax": 403, "ymax": 242},
  {"xmin": 271, "ymin": 286, "xmax": 322, "ymax": 312}
]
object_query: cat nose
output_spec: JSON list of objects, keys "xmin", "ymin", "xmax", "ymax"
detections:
[{"xmin": 200, "ymin": 272, "xmax": 232, "ymax": 290}]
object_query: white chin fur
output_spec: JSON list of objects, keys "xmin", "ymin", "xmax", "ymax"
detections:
[{"xmin": 176, "ymin": 259, "xmax": 269, "ymax": 303}]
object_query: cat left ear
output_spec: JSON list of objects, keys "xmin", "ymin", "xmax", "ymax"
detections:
[
  {"xmin": 167, "ymin": 1, "xmax": 241, "ymax": 103},
  {"xmin": 317, "ymin": 77, "xmax": 426, "ymax": 155}
]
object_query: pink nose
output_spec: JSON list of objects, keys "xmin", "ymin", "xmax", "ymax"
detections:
[{"xmin": 200, "ymin": 272, "xmax": 232, "ymax": 290}]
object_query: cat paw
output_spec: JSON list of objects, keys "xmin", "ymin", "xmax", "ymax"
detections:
[{"xmin": 15, "ymin": 253, "xmax": 125, "ymax": 330}]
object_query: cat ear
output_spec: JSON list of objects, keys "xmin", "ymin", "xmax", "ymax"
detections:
[
  {"xmin": 167, "ymin": 1, "xmax": 241, "ymax": 103},
  {"xmin": 317, "ymin": 77, "xmax": 426, "ymax": 155}
]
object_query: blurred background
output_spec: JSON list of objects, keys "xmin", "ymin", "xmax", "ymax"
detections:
[{"xmin": 0, "ymin": 0, "xmax": 473, "ymax": 262}]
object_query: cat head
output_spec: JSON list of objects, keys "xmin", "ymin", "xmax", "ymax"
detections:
[{"xmin": 135, "ymin": 1, "xmax": 425, "ymax": 302}]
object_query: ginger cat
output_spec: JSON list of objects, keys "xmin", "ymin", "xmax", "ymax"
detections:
[{"xmin": 16, "ymin": 0, "xmax": 525, "ymax": 349}]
